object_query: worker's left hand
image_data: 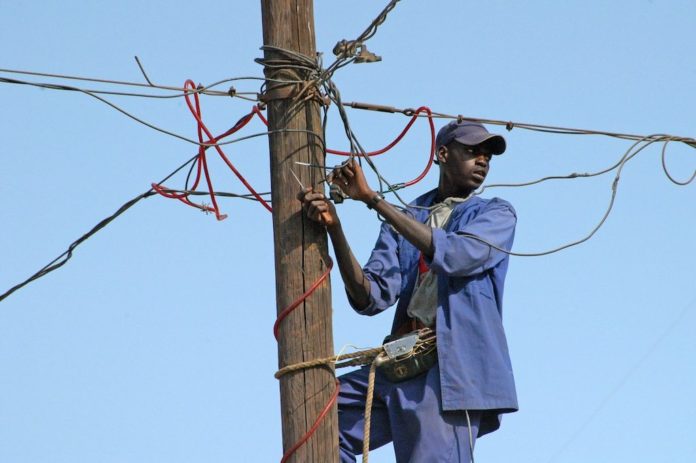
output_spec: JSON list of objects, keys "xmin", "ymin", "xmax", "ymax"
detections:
[
  {"xmin": 329, "ymin": 158, "xmax": 376, "ymax": 203},
  {"xmin": 297, "ymin": 187, "xmax": 339, "ymax": 228}
]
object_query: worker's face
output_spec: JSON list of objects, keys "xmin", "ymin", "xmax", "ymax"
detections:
[{"xmin": 438, "ymin": 142, "xmax": 493, "ymax": 193}]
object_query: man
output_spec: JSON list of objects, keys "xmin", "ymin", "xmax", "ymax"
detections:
[{"xmin": 299, "ymin": 121, "xmax": 518, "ymax": 462}]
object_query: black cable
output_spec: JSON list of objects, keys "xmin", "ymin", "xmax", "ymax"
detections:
[
  {"xmin": 0, "ymin": 154, "xmax": 199, "ymax": 303},
  {"xmin": 0, "ymin": 76, "xmax": 318, "ymax": 148},
  {"xmin": 0, "ymin": 66, "xmax": 264, "ymax": 98}
]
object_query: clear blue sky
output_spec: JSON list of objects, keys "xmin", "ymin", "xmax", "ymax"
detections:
[{"xmin": 1, "ymin": 1, "xmax": 695, "ymax": 462}]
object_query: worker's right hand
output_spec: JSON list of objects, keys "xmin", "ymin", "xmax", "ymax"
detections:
[
  {"xmin": 329, "ymin": 158, "xmax": 375, "ymax": 203},
  {"xmin": 297, "ymin": 187, "xmax": 339, "ymax": 228}
]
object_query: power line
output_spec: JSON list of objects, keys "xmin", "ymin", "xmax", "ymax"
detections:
[
  {"xmin": 0, "ymin": 76, "xmax": 324, "ymax": 149},
  {"xmin": 0, "ymin": 75, "xmax": 257, "ymax": 145},
  {"xmin": 7, "ymin": 66, "xmax": 693, "ymax": 154},
  {"xmin": 343, "ymin": 100, "xmax": 696, "ymax": 147},
  {"xmin": 0, "ymin": 65, "xmax": 256, "ymax": 97},
  {"xmin": 461, "ymin": 135, "xmax": 690, "ymax": 257},
  {"xmin": 0, "ymin": 153, "xmax": 269, "ymax": 303}
]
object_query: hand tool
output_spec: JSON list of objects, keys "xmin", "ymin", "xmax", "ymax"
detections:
[
  {"xmin": 289, "ymin": 167, "xmax": 332, "ymax": 223},
  {"xmin": 295, "ymin": 161, "xmax": 349, "ymax": 204}
]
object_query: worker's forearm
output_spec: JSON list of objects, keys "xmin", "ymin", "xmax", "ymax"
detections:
[
  {"xmin": 326, "ymin": 221, "xmax": 371, "ymax": 310},
  {"xmin": 371, "ymin": 197, "xmax": 434, "ymax": 258}
]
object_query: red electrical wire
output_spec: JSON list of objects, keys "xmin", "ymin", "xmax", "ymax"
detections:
[
  {"xmin": 253, "ymin": 105, "xmax": 269, "ymax": 125},
  {"xmin": 401, "ymin": 106, "xmax": 436, "ymax": 187},
  {"xmin": 279, "ymin": 380, "xmax": 341, "ymax": 463},
  {"xmin": 326, "ymin": 106, "xmax": 433, "ymax": 157},
  {"xmin": 273, "ymin": 259, "xmax": 333, "ymax": 340},
  {"xmin": 153, "ymin": 80, "xmax": 272, "ymax": 218},
  {"xmin": 256, "ymin": 105, "xmax": 436, "ymax": 189},
  {"xmin": 335, "ymin": 106, "xmax": 436, "ymax": 188},
  {"xmin": 273, "ymin": 258, "xmax": 339, "ymax": 463},
  {"xmin": 182, "ymin": 80, "xmax": 273, "ymax": 214},
  {"xmin": 153, "ymin": 82, "xmax": 243, "ymax": 217}
]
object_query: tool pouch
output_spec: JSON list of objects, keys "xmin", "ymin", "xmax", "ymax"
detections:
[{"xmin": 378, "ymin": 329, "xmax": 437, "ymax": 383}]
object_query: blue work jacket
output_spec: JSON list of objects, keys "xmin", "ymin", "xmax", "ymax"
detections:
[{"xmin": 351, "ymin": 189, "xmax": 518, "ymax": 434}]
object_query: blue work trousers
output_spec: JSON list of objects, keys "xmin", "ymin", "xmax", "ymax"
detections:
[{"xmin": 338, "ymin": 363, "xmax": 481, "ymax": 463}]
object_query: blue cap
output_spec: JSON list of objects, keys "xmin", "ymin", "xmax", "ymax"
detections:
[{"xmin": 436, "ymin": 121, "xmax": 506, "ymax": 155}]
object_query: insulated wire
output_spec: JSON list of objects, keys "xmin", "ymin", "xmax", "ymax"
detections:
[
  {"xmin": 402, "ymin": 107, "xmax": 696, "ymax": 147},
  {"xmin": 0, "ymin": 66, "xmax": 262, "ymax": 97},
  {"xmin": 661, "ymin": 139, "xmax": 696, "ymax": 186},
  {"xmin": 0, "ymin": 152, "xmax": 271, "ymax": 303},
  {"xmin": 357, "ymin": 133, "xmax": 692, "ymax": 257},
  {"xmin": 0, "ymin": 76, "xmax": 317, "ymax": 148},
  {"xmin": 446, "ymin": 135, "xmax": 687, "ymax": 257},
  {"xmin": 0, "ymin": 154, "xmax": 195, "ymax": 303}
]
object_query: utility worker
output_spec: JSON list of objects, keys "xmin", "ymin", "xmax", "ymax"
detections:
[{"xmin": 299, "ymin": 121, "xmax": 518, "ymax": 463}]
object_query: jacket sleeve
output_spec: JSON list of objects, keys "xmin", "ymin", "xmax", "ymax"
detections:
[
  {"xmin": 347, "ymin": 221, "xmax": 402, "ymax": 316},
  {"xmin": 426, "ymin": 198, "xmax": 516, "ymax": 277}
]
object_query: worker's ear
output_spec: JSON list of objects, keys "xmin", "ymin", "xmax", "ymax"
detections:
[{"xmin": 436, "ymin": 145, "xmax": 448, "ymax": 165}]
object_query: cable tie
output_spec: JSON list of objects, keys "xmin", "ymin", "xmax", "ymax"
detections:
[
  {"xmin": 228, "ymin": 86, "xmax": 237, "ymax": 98},
  {"xmin": 506, "ymin": 121, "xmax": 514, "ymax": 131}
]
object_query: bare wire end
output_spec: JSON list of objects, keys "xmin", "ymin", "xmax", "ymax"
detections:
[{"xmin": 134, "ymin": 56, "xmax": 154, "ymax": 86}]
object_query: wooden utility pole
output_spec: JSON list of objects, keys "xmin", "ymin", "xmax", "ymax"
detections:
[{"xmin": 260, "ymin": 1, "xmax": 338, "ymax": 462}]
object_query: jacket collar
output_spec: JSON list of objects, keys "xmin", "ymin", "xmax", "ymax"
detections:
[{"xmin": 410, "ymin": 188, "xmax": 482, "ymax": 224}]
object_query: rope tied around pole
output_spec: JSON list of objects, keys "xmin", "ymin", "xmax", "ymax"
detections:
[
  {"xmin": 274, "ymin": 346, "xmax": 384, "ymax": 379},
  {"xmin": 274, "ymin": 328, "xmax": 437, "ymax": 463},
  {"xmin": 255, "ymin": 46, "xmax": 328, "ymax": 106}
]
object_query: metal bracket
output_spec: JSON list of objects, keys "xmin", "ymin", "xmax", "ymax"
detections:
[
  {"xmin": 354, "ymin": 45, "xmax": 382, "ymax": 64},
  {"xmin": 383, "ymin": 333, "xmax": 418, "ymax": 360}
]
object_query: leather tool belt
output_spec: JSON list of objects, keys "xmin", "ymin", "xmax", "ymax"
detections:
[{"xmin": 377, "ymin": 327, "xmax": 437, "ymax": 383}]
